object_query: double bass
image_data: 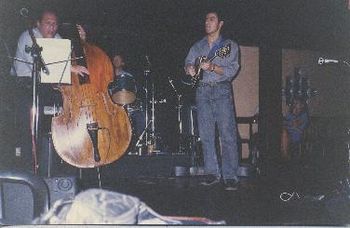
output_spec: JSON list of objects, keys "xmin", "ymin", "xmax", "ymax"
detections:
[{"xmin": 51, "ymin": 25, "xmax": 132, "ymax": 168}]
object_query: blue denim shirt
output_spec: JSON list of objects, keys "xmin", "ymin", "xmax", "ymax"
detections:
[
  {"xmin": 185, "ymin": 35, "xmax": 240, "ymax": 83},
  {"xmin": 284, "ymin": 112, "xmax": 309, "ymax": 143}
]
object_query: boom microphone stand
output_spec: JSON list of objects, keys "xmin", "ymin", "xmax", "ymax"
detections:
[
  {"xmin": 26, "ymin": 28, "xmax": 49, "ymax": 174},
  {"xmin": 168, "ymin": 77, "xmax": 185, "ymax": 154}
]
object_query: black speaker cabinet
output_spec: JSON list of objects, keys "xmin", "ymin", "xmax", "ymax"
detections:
[{"xmin": 44, "ymin": 176, "xmax": 78, "ymax": 207}]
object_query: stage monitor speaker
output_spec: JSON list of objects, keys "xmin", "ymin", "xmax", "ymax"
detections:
[
  {"xmin": 44, "ymin": 176, "xmax": 78, "ymax": 207},
  {"xmin": 0, "ymin": 182, "xmax": 34, "ymax": 224}
]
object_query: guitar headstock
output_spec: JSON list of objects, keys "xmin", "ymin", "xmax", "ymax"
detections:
[{"xmin": 215, "ymin": 43, "xmax": 231, "ymax": 58}]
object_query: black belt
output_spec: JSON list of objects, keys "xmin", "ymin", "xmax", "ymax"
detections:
[{"xmin": 197, "ymin": 81, "xmax": 230, "ymax": 87}]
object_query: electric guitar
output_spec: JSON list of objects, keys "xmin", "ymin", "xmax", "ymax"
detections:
[{"xmin": 191, "ymin": 43, "xmax": 231, "ymax": 88}]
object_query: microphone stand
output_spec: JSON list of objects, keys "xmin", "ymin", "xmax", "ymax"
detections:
[
  {"xmin": 26, "ymin": 27, "xmax": 49, "ymax": 174},
  {"xmin": 168, "ymin": 77, "xmax": 185, "ymax": 154}
]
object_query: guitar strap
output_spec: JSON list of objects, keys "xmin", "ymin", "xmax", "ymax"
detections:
[{"xmin": 207, "ymin": 36, "xmax": 227, "ymax": 59}]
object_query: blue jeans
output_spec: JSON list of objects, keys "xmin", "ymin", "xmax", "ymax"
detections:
[{"xmin": 196, "ymin": 82, "xmax": 239, "ymax": 181}]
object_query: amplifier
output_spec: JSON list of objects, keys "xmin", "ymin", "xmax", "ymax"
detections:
[{"xmin": 44, "ymin": 176, "xmax": 78, "ymax": 207}]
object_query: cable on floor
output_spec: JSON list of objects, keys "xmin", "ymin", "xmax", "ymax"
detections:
[{"xmin": 280, "ymin": 191, "xmax": 301, "ymax": 202}]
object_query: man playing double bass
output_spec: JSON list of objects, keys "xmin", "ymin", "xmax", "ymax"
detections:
[
  {"xmin": 12, "ymin": 8, "xmax": 89, "ymax": 77},
  {"xmin": 11, "ymin": 8, "xmax": 89, "ymax": 174}
]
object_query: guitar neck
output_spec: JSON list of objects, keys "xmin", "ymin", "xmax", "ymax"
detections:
[{"xmin": 208, "ymin": 55, "xmax": 217, "ymax": 62}]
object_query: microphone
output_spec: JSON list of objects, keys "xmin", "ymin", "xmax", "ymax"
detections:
[
  {"xmin": 168, "ymin": 76, "xmax": 179, "ymax": 95},
  {"xmin": 318, "ymin": 57, "xmax": 340, "ymax": 65},
  {"xmin": 19, "ymin": 7, "xmax": 29, "ymax": 17},
  {"xmin": 168, "ymin": 77, "xmax": 175, "ymax": 89},
  {"xmin": 40, "ymin": 58, "xmax": 50, "ymax": 75}
]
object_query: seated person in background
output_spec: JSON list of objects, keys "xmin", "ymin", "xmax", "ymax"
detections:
[
  {"xmin": 281, "ymin": 97, "xmax": 309, "ymax": 160},
  {"xmin": 112, "ymin": 52, "xmax": 129, "ymax": 78}
]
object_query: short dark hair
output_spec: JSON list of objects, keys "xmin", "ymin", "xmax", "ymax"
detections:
[{"xmin": 206, "ymin": 9, "xmax": 224, "ymax": 22}]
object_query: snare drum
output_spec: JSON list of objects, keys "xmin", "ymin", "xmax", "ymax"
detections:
[{"xmin": 108, "ymin": 73, "xmax": 137, "ymax": 105}]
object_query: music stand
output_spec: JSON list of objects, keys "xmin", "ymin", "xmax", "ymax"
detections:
[
  {"xmin": 37, "ymin": 39, "xmax": 72, "ymax": 177},
  {"xmin": 17, "ymin": 35, "xmax": 71, "ymax": 174}
]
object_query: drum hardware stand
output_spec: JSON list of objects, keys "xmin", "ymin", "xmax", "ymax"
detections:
[
  {"xmin": 135, "ymin": 121, "xmax": 152, "ymax": 154},
  {"xmin": 147, "ymin": 80, "xmax": 161, "ymax": 154},
  {"xmin": 134, "ymin": 56, "xmax": 162, "ymax": 155},
  {"xmin": 130, "ymin": 57, "xmax": 151, "ymax": 155},
  {"xmin": 143, "ymin": 57, "xmax": 151, "ymax": 154}
]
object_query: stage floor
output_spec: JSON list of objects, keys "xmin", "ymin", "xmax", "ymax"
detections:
[
  {"xmin": 2, "ymin": 149, "xmax": 350, "ymax": 225},
  {"xmin": 76, "ymin": 159, "xmax": 350, "ymax": 226}
]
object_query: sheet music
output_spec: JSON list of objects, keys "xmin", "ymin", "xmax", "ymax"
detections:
[{"xmin": 36, "ymin": 38, "xmax": 71, "ymax": 84}]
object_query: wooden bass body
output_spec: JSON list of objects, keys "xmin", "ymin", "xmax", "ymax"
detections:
[{"xmin": 51, "ymin": 43, "xmax": 132, "ymax": 168}]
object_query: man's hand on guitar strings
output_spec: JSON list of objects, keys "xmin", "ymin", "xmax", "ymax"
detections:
[
  {"xmin": 200, "ymin": 61, "xmax": 212, "ymax": 71},
  {"xmin": 185, "ymin": 65, "xmax": 196, "ymax": 77}
]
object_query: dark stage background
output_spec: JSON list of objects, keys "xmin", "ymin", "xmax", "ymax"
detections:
[{"xmin": 1, "ymin": 0, "xmax": 350, "ymax": 80}]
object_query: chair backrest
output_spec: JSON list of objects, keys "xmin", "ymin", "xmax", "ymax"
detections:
[{"xmin": 0, "ymin": 170, "xmax": 49, "ymax": 225}]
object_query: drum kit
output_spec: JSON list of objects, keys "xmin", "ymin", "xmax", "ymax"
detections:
[
  {"xmin": 108, "ymin": 70, "xmax": 201, "ymax": 158},
  {"xmin": 107, "ymin": 66, "xmax": 168, "ymax": 155}
]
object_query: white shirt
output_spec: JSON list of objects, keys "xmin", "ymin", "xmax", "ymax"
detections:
[{"xmin": 11, "ymin": 28, "xmax": 61, "ymax": 77}]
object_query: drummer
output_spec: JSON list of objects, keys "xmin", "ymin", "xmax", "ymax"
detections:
[
  {"xmin": 112, "ymin": 52, "xmax": 129, "ymax": 79},
  {"xmin": 111, "ymin": 52, "xmax": 145, "ymax": 143}
]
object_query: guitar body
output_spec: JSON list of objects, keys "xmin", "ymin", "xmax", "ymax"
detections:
[
  {"xmin": 190, "ymin": 43, "xmax": 231, "ymax": 88},
  {"xmin": 191, "ymin": 56, "xmax": 207, "ymax": 87}
]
